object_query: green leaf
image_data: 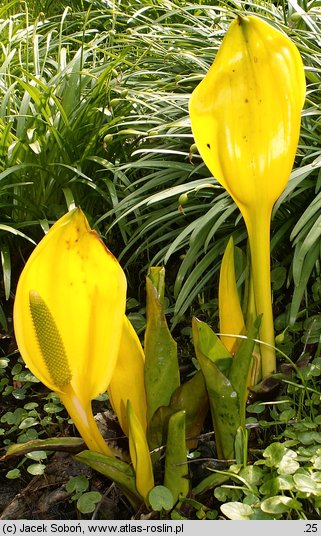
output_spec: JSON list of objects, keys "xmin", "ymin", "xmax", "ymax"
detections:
[
  {"xmin": 293, "ymin": 474, "xmax": 321, "ymax": 494},
  {"xmin": 259, "ymin": 475, "xmax": 294, "ymax": 495},
  {"xmin": 238, "ymin": 465, "xmax": 263, "ymax": 486},
  {"xmin": 192, "ymin": 317, "xmax": 239, "ymax": 460},
  {"xmin": 6, "ymin": 469, "xmax": 21, "ymax": 479},
  {"xmin": 25, "ymin": 450, "xmax": 47, "ymax": 461},
  {"xmin": 192, "ymin": 316, "xmax": 232, "ymax": 370},
  {"xmin": 278, "ymin": 450, "xmax": 300, "ymax": 475},
  {"xmin": 260, "ymin": 496, "xmax": 302, "ymax": 514},
  {"xmin": 164, "ymin": 411, "xmax": 189, "ymax": 502},
  {"xmin": 169, "ymin": 370, "xmax": 209, "ymax": 449},
  {"xmin": 148, "ymin": 370, "xmax": 209, "ymax": 452},
  {"xmin": 220, "ymin": 502, "xmax": 253, "ymax": 520},
  {"xmin": 229, "ymin": 316, "xmax": 261, "ymax": 427},
  {"xmin": 27, "ymin": 463, "xmax": 46, "ymax": 475},
  {"xmin": 74, "ymin": 450, "xmax": 142, "ymax": 509},
  {"xmin": 2, "ymin": 437, "xmax": 85, "ymax": 461},
  {"xmin": 77, "ymin": 492, "xmax": 102, "ymax": 514},
  {"xmin": 193, "ymin": 473, "xmax": 230, "ymax": 495},
  {"xmin": 263, "ymin": 442, "xmax": 286, "ymax": 467},
  {"xmin": 1, "ymin": 243, "xmax": 11, "ymax": 300},
  {"xmin": 19, "ymin": 417, "xmax": 39, "ymax": 429},
  {"xmin": 289, "ymin": 240, "xmax": 320, "ymax": 324},
  {"xmin": 148, "ymin": 486, "xmax": 174, "ymax": 512},
  {"xmin": 66, "ymin": 476, "xmax": 89, "ymax": 495},
  {"xmin": 144, "ymin": 267, "xmax": 180, "ymax": 422},
  {"xmin": 234, "ymin": 427, "xmax": 248, "ymax": 466}
]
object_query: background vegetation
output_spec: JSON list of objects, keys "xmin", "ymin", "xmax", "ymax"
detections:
[{"xmin": 1, "ymin": 0, "xmax": 321, "ymax": 521}]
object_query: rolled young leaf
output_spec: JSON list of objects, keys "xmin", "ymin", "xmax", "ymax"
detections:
[
  {"xmin": 108, "ymin": 316, "xmax": 147, "ymax": 437},
  {"xmin": 219, "ymin": 237, "xmax": 245, "ymax": 355},
  {"xmin": 127, "ymin": 400, "xmax": 154, "ymax": 502},
  {"xmin": 13, "ymin": 208, "xmax": 127, "ymax": 456},
  {"xmin": 189, "ymin": 15, "xmax": 306, "ymax": 377}
]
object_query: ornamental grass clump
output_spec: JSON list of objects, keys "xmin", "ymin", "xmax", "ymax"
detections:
[{"xmin": 189, "ymin": 14, "xmax": 306, "ymax": 378}]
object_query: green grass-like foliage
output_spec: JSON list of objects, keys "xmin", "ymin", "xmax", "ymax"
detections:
[{"xmin": 1, "ymin": 0, "xmax": 321, "ymax": 331}]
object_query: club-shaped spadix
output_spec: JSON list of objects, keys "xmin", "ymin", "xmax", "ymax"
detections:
[
  {"xmin": 13, "ymin": 208, "xmax": 127, "ymax": 456},
  {"xmin": 189, "ymin": 15, "xmax": 306, "ymax": 377}
]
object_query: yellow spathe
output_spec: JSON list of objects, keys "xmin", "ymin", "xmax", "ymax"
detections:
[
  {"xmin": 189, "ymin": 15, "xmax": 305, "ymax": 212},
  {"xmin": 189, "ymin": 15, "xmax": 305, "ymax": 377},
  {"xmin": 13, "ymin": 208, "xmax": 127, "ymax": 455}
]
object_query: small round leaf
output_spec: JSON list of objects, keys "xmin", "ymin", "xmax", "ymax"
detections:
[
  {"xmin": 148, "ymin": 486, "xmax": 174, "ymax": 512},
  {"xmin": 77, "ymin": 492, "xmax": 102, "ymax": 514}
]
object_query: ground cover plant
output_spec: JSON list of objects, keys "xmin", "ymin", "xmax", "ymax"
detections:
[{"xmin": 1, "ymin": 0, "xmax": 321, "ymax": 522}]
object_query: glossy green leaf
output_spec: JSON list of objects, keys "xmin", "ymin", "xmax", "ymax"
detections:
[
  {"xmin": 2, "ymin": 437, "xmax": 85, "ymax": 461},
  {"xmin": 260, "ymin": 496, "xmax": 302, "ymax": 514},
  {"xmin": 74, "ymin": 450, "xmax": 142, "ymax": 510},
  {"xmin": 144, "ymin": 267, "xmax": 180, "ymax": 422},
  {"xmin": 192, "ymin": 317, "xmax": 232, "ymax": 370},
  {"xmin": 164, "ymin": 410, "xmax": 189, "ymax": 502},
  {"xmin": 193, "ymin": 473, "xmax": 230, "ymax": 496},
  {"xmin": 220, "ymin": 502, "xmax": 253, "ymax": 520},
  {"xmin": 293, "ymin": 474, "xmax": 321, "ymax": 494},
  {"xmin": 169, "ymin": 370, "xmax": 209, "ymax": 449},
  {"xmin": 148, "ymin": 370, "xmax": 209, "ymax": 452},
  {"xmin": 229, "ymin": 316, "xmax": 261, "ymax": 426},
  {"xmin": 192, "ymin": 318, "xmax": 239, "ymax": 460}
]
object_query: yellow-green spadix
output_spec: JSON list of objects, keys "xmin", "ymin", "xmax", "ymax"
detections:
[
  {"xmin": 13, "ymin": 208, "xmax": 127, "ymax": 456},
  {"xmin": 189, "ymin": 15, "xmax": 306, "ymax": 377}
]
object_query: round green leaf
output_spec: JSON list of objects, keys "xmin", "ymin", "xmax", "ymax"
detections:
[
  {"xmin": 220, "ymin": 502, "xmax": 253, "ymax": 520},
  {"xmin": 293, "ymin": 474, "xmax": 320, "ymax": 494},
  {"xmin": 24, "ymin": 402, "xmax": 39, "ymax": 410},
  {"xmin": 6, "ymin": 469, "xmax": 21, "ymax": 479},
  {"xmin": 239, "ymin": 465, "xmax": 263, "ymax": 486},
  {"xmin": 43, "ymin": 403, "xmax": 64, "ymax": 414},
  {"xmin": 313, "ymin": 458, "xmax": 321, "ymax": 470},
  {"xmin": 148, "ymin": 486, "xmax": 174, "ymax": 512},
  {"xmin": 25, "ymin": 450, "xmax": 48, "ymax": 461},
  {"xmin": 77, "ymin": 492, "xmax": 102, "ymax": 514},
  {"xmin": 263, "ymin": 443, "xmax": 286, "ymax": 467},
  {"xmin": 277, "ymin": 450, "xmax": 299, "ymax": 475},
  {"xmin": 19, "ymin": 417, "xmax": 39, "ymax": 429},
  {"xmin": 27, "ymin": 463, "xmax": 46, "ymax": 476},
  {"xmin": 261, "ymin": 496, "xmax": 302, "ymax": 514},
  {"xmin": 66, "ymin": 476, "xmax": 89, "ymax": 494},
  {"xmin": 17, "ymin": 429, "xmax": 39, "ymax": 442}
]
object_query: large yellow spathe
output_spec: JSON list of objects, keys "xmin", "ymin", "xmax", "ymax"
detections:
[
  {"xmin": 189, "ymin": 15, "xmax": 306, "ymax": 377},
  {"xmin": 13, "ymin": 208, "xmax": 127, "ymax": 456}
]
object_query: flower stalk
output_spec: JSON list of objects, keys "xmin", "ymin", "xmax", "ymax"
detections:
[{"xmin": 189, "ymin": 14, "xmax": 306, "ymax": 377}]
